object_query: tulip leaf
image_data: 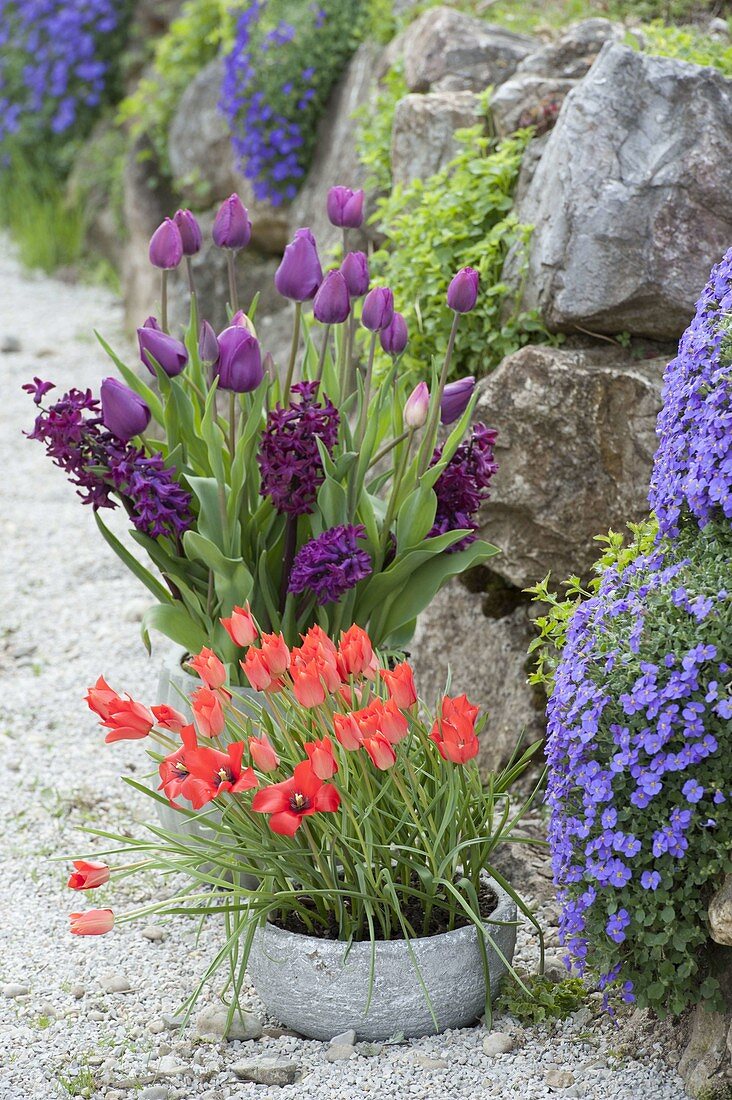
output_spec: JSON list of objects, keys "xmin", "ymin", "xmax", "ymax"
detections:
[
  {"xmin": 187, "ymin": 476, "xmax": 228, "ymax": 548},
  {"xmin": 356, "ymin": 530, "xmax": 472, "ymax": 621},
  {"xmin": 141, "ymin": 603, "xmax": 207, "ymax": 655},
  {"xmin": 395, "ymin": 484, "xmax": 438, "ymax": 550},
  {"xmin": 94, "ymin": 512, "xmax": 172, "ymax": 604},
  {"xmin": 317, "ymin": 475, "xmax": 349, "ymax": 529},
  {"xmin": 95, "ymin": 331, "xmax": 164, "ymax": 425}
]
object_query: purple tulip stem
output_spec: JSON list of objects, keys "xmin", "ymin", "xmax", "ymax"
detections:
[
  {"xmin": 340, "ymin": 312, "xmax": 357, "ymax": 403},
  {"xmin": 419, "ymin": 310, "xmax": 461, "ymax": 475},
  {"xmin": 279, "ymin": 512, "xmax": 298, "ymax": 612},
  {"xmin": 161, "ymin": 270, "xmax": 169, "ymax": 333},
  {"xmin": 185, "ymin": 256, "xmax": 196, "ymax": 297},
  {"xmin": 380, "ymin": 427, "xmax": 415, "ymax": 561},
  {"xmin": 370, "ymin": 427, "xmax": 411, "ymax": 468},
  {"xmin": 229, "ymin": 392, "xmax": 237, "ymax": 465},
  {"xmin": 342, "ymin": 228, "xmax": 348, "ymax": 260},
  {"xmin": 355, "ymin": 330, "xmax": 378, "ymax": 449},
  {"xmin": 227, "ymin": 252, "xmax": 239, "ymax": 314},
  {"xmin": 315, "ymin": 323, "xmax": 332, "ymax": 385},
  {"xmin": 283, "ymin": 301, "xmax": 303, "ymax": 403}
]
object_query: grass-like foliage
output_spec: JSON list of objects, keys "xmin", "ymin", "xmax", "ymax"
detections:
[
  {"xmin": 497, "ymin": 974, "xmax": 587, "ymax": 1024},
  {"xmin": 629, "ymin": 20, "xmax": 732, "ymax": 75},
  {"xmin": 0, "ymin": 150, "xmax": 86, "ymax": 272}
]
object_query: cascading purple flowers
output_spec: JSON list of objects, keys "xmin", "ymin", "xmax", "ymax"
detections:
[
  {"xmin": 0, "ymin": 0, "xmax": 122, "ymax": 147},
  {"xmin": 288, "ymin": 524, "xmax": 372, "ymax": 605},
  {"xmin": 257, "ymin": 381, "xmax": 339, "ymax": 515},
  {"xmin": 25, "ymin": 381, "xmax": 192, "ymax": 540},
  {"xmin": 428, "ymin": 424, "xmax": 498, "ymax": 550},
  {"xmin": 649, "ymin": 246, "xmax": 732, "ymax": 536}
]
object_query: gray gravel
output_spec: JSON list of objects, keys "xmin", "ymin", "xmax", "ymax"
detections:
[{"xmin": 0, "ymin": 243, "xmax": 690, "ymax": 1099}]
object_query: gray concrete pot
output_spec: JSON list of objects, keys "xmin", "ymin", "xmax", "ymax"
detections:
[{"xmin": 247, "ymin": 874, "xmax": 517, "ymax": 1040}]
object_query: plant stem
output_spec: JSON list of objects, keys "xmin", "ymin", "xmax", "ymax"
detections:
[
  {"xmin": 185, "ymin": 256, "xmax": 196, "ymax": 297},
  {"xmin": 228, "ymin": 392, "xmax": 237, "ymax": 465},
  {"xmin": 418, "ymin": 310, "xmax": 460, "ymax": 476},
  {"xmin": 315, "ymin": 323, "xmax": 331, "ymax": 385},
  {"xmin": 279, "ymin": 513, "xmax": 298, "ymax": 613},
  {"xmin": 227, "ymin": 251, "xmax": 239, "ymax": 314},
  {"xmin": 370, "ymin": 428, "xmax": 410, "ymax": 469},
  {"xmin": 161, "ymin": 269, "xmax": 168, "ymax": 333},
  {"xmin": 355, "ymin": 330, "xmax": 377, "ymax": 449},
  {"xmin": 379, "ymin": 428, "xmax": 414, "ymax": 560},
  {"xmin": 283, "ymin": 301, "xmax": 302, "ymax": 403},
  {"xmin": 341, "ymin": 312, "xmax": 357, "ymax": 403}
]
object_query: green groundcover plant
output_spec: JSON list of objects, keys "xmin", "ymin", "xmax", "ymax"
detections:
[
  {"xmin": 68, "ymin": 620, "xmax": 541, "ymax": 1027},
  {"xmin": 26, "ymin": 190, "xmax": 501, "ymax": 672}
]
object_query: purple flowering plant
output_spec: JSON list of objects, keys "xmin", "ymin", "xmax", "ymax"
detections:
[
  {"xmin": 531, "ymin": 250, "xmax": 732, "ymax": 1016},
  {"xmin": 26, "ymin": 194, "xmax": 499, "ymax": 673}
]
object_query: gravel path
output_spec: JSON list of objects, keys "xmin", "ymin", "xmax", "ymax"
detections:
[{"xmin": 0, "ymin": 245, "xmax": 690, "ymax": 1100}]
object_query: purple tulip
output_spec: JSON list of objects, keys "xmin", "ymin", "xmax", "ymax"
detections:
[
  {"xmin": 100, "ymin": 377, "xmax": 151, "ymax": 441},
  {"xmin": 275, "ymin": 228, "xmax": 323, "ymax": 302},
  {"xmin": 326, "ymin": 186, "xmax": 365, "ymax": 229},
  {"xmin": 313, "ymin": 270, "xmax": 350, "ymax": 324},
  {"xmin": 380, "ymin": 311, "xmax": 408, "ymax": 356},
  {"xmin": 362, "ymin": 287, "xmax": 394, "ymax": 332},
  {"xmin": 341, "ymin": 251, "xmax": 369, "ymax": 298},
  {"xmin": 212, "ymin": 194, "xmax": 252, "ymax": 250},
  {"xmin": 173, "ymin": 209, "xmax": 203, "ymax": 255},
  {"xmin": 148, "ymin": 218, "xmax": 183, "ymax": 269},
  {"xmin": 440, "ymin": 376, "xmax": 476, "ymax": 424},
  {"xmin": 137, "ymin": 324, "xmax": 189, "ymax": 377},
  {"xmin": 216, "ymin": 325, "xmax": 264, "ymax": 393},
  {"xmin": 447, "ymin": 267, "xmax": 479, "ymax": 313},
  {"xmin": 142, "ymin": 315, "xmax": 161, "ymax": 331},
  {"xmin": 404, "ymin": 382, "xmax": 430, "ymax": 430},
  {"xmin": 198, "ymin": 320, "xmax": 219, "ymax": 367}
]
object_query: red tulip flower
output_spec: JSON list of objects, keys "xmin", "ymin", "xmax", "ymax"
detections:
[
  {"xmin": 69, "ymin": 909, "xmax": 115, "ymax": 936},
  {"xmin": 363, "ymin": 732, "xmax": 397, "ymax": 771},
  {"xmin": 252, "ymin": 760, "xmax": 340, "ymax": 836},
  {"xmin": 249, "ymin": 734, "xmax": 279, "ymax": 773},
  {"xmin": 158, "ymin": 725, "xmax": 212, "ymax": 808},
  {"xmin": 333, "ymin": 711, "xmax": 363, "ymax": 751},
  {"xmin": 304, "ymin": 737, "xmax": 338, "ymax": 780},
  {"xmin": 185, "ymin": 741, "xmax": 258, "ymax": 807},
  {"xmin": 337, "ymin": 625, "xmax": 373, "ymax": 679},
  {"xmin": 101, "ymin": 697, "xmax": 156, "ymax": 744},
  {"xmin": 67, "ymin": 860, "xmax": 110, "ymax": 891},
  {"xmin": 188, "ymin": 647, "xmax": 227, "ymax": 691},
  {"xmin": 291, "ymin": 659, "xmax": 327, "ymax": 708},
  {"xmin": 151, "ymin": 704, "xmax": 188, "ymax": 734},
  {"xmin": 84, "ymin": 676, "xmax": 120, "ymax": 721},
  {"xmin": 259, "ymin": 632, "xmax": 291, "ymax": 676},
  {"xmin": 191, "ymin": 686, "xmax": 226, "ymax": 738},
  {"xmin": 221, "ymin": 603, "xmax": 258, "ymax": 647},
  {"xmin": 430, "ymin": 693, "xmax": 480, "ymax": 764},
  {"xmin": 380, "ymin": 662, "xmax": 417, "ymax": 709},
  {"xmin": 379, "ymin": 699, "xmax": 409, "ymax": 745}
]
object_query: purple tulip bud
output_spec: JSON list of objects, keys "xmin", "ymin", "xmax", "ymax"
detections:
[
  {"xmin": 229, "ymin": 309, "xmax": 256, "ymax": 334},
  {"xmin": 216, "ymin": 325, "xmax": 264, "ymax": 393},
  {"xmin": 149, "ymin": 217, "xmax": 183, "ymax": 269},
  {"xmin": 313, "ymin": 270, "xmax": 350, "ymax": 324},
  {"xmin": 275, "ymin": 228, "xmax": 323, "ymax": 302},
  {"xmin": 380, "ymin": 311, "xmax": 408, "ymax": 356},
  {"xmin": 142, "ymin": 316, "xmax": 161, "ymax": 331},
  {"xmin": 326, "ymin": 186, "xmax": 365, "ymax": 229},
  {"xmin": 447, "ymin": 267, "xmax": 479, "ymax": 313},
  {"xmin": 440, "ymin": 376, "xmax": 476, "ymax": 425},
  {"xmin": 100, "ymin": 377, "xmax": 151, "ymax": 441},
  {"xmin": 362, "ymin": 287, "xmax": 394, "ymax": 332},
  {"xmin": 137, "ymin": 326, "xmax": 189, "ymax": 377},
  {"xmin": 198, "ymin": 320, "xmax": 219, "ymax": 367},
  {"xmin": 212, "ymin": 194, "xmax": 252, "ymax": 250},
  {"xmin": 173, "ymin": 209, "xmax": 203, "ymax": 255},
  {"xmin": 341, "ymin": 251, "xmax": 369, "ymax": 298},
  {"xmin": 404, "ymin": 381, "xmax": 430, "ymax": 430}
]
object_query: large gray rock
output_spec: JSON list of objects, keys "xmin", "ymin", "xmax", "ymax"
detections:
[
  {"xmin": 168, "ymin": 58, "xmax": 288, "ymax": 253},
  {"xmin": 516, "ymin": 18, "xmax": 622, "ymax": 79},
  {"xmin": 491, "ymin": 76, "xmax": 573, "ymax": 138},
  {"xmin": 474, "ymin": 344, "xmax": 666, "ymax": 589},
  {"xmin": 403, "ymin": 7, "xmax": 536, "ymax": 94},
  {"xmin": 409, "ymin": 577, "xmax": 545, "ymax": 773},
  {"xmin": 508, "ymin": 43, "xmax": 732, "ymax": 340},
  {"xmin": 710, "ymin": 877, "xmax": 732, "ymax": 947},
  {"xmin": 391, "ymin": 91, "xmax": 482, "ymax": 188},
  {"xmin": 290, "ymin": 42, "xmax": 385, "ymax": 259}
]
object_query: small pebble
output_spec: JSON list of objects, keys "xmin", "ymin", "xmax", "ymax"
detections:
[
  {"xmin": 232, "ymin": 1057, "xmax": 299, "ymax": 1086},
  {"xmin": 148, "ymin": 1020, "xmax": 166, "ymax": 1035},
  {"xmin": 543, "ymin": 955, "xmax": 568, "ymax": 983},
  {"xmin": 1, "ymin": 335, "xmax": 21, "ymax": 354},
  {"xmin": 2, "ymin": 983, "xmax": 30, "ymax": 998},
  {"xmin": 411, "ymin": 1053, "xmax": 448, "ymax": 1069},
  {"xmin": 140, "ymin": 1088, "xmax": 171, "ymax": 1100},
  {"xmin": 157, "ymin": 1055, "xmax": 188, "ymax": 1077},
  {"xmin": 326, "ymin": 1044, "xmax": 355, "ymax": 1062},
  {"xmin": 330, "ymin": 1028, "xmax": 357, "ymax": 1047},
  {"xmin": 482, "ymin": 1032, "xmax": 515, "ymax": 1056},
  {"xmin": 70, "ymin": 984, "xmax": 86, "ymax": 1000},
  {"xmin": 142, "ymin": 924, "xmax": 166, "ymax": 942},
  {"xmin": 99, "ymin": 973, "xmax": 132, "ymax": 994},
  {"xmin": 546, "ymin": 1068, "xmax": 576, "ymax": 1089},
  {"xmin": 88, "ymin": 1010, "xmax": 105, "ymax": 1022},
  {"xmin": 195, "ymin": 1005, "xmax": 263, "ymax": 1041}
]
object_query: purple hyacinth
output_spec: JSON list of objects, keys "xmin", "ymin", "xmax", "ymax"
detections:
[
  {"xmin": 428, "ymin": 424, "xmax": 498, "ymax": 550},
  {"xmin": 288, "ymin": 524, "xmax": 372, "ymax": 605},
  {"xmin": 106, "ymin": 446, "xmax": 193, "ymax": 540},
  {"xmin": 257, "ymin": 382, "xmax": 339, "ymax": 515}
]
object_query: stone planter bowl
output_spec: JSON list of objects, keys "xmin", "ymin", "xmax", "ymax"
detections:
[{"xmin": 247, "ymin": 874, "xmax": 517, "ymax": 1040}]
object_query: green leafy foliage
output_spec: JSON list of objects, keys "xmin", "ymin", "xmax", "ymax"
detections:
[
  {"xmin": 354, "ymin": 62, "xmax": 408, "ymax": 195},
  {"xmin": 0, "ymin": 149, "xmax": 86, "ymax": 272},
  {"xmin": 371, "ymin": 117, "xmax": 552, "ymax": 379},
  {"xmin": 628, "ymin": 20, "xmax": 732, "ymax": 75},
  {"xmin": 497, "ymin": 975, "xmax": 587, "ymax": 1024},
  {"xmin": 526, "ymin": 519, "xmax": 659, "ymax": 692}
]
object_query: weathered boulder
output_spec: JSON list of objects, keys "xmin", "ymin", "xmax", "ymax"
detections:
[
  {"xmin": 507, "ymin": 43, "xmax": 732, "ymax": 340},
  {"xmin": 678, "ymin": 946, "xmax": 732, "ymax": 1097},
  {"xmin": 516, "ymin": 18, "xmax": 622, "ymax": 80},
  {"xmin": 403, "ymin": 7, "xmax": 536, "ymax": 94},
  {"xmin": 168, "ymin": 58, "xmax": 289, "ymax": 254},
  {"xmin": 710, "ymin": 877, "xmax": 732, "ymax": 947},
  {"xmin": 289, "ymin": 42, "xmax": 385, "ymax": 258},
  {"xmin": 408, "ymin": 576, "xmax": 545, "ymax": 773},
  {"xmin": 474, "ymin": 344, "xmax": 666, "ymax": 589},
  {"xmin": 491, "ymin": 76, "xmax": 573, "ymax": 138},
  {"xmin": 391, "ymin": 91, "xmax": 482, "ymax": 188}
]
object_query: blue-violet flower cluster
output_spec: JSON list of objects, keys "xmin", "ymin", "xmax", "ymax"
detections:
[
  {"xmin": 428, "ymin": 424, "xmax": 498, "ymax": 550},
  {"xmin": 288, "ymin": 524, "xmax": 373, "ymax": 605}
]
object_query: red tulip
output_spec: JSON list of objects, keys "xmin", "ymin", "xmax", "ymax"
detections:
[
  {"xmin": 304, "ymin": 737, "xmax": 338, "ymax": 780},
  {"xmin": 191, "ymin": 686, "xmax": 226, "ymax": 738},
  {"xmin": 188, "ymin": 647, "xmax": 227, "ymax": 691},
  {"xmin": 158, "ymin": 724, "xmax": 212, "ymax": 808},
  {"xmin": 249, "ymin": 734, "xmax": 279, "ymax": 773},
  {"xmin": 430, "ymin": 693, "xmax": 480, "ymax": 764},
  {"xmin": 185, "ymin": 740, "xmax": 258, "ymax": 806},
  {"xmin": 363, "ymin": 732, "xmax": 397, "ymax": 771},
  {"xmin": 380, "ymin": 662, "xmax": 417, "ymax": 709},
  {"xmin": 67, "ymin": 860, "xmax": 110, "ymax": 891},
  {"xmin": 333, "ymin": 712, "xmax": 363, "ymax": 751},
  {"xmin": 221, "ymin": 603, "xmax": 258, "ymax": 647},
  {"xmin": 101, "ymin": 697, "xmax": 156, "ymax": 744},
  {"xmin": 259, "ymin": 633, "xmax": 291, "ymax": 676},
  {"xmin": 85, "ymin": 676, "xmax": 120, "ymax": 721},
  {"xmin": 151, "ymin": 704, "xmax": 188, "ymax": 734},
  {"xmin": 291, "ymin": 660, "xmax": 327, "ymax": 708},
  {"xmin": 69, "ymin": 909, "xmax": 115, "ymax": 936},
  {"xmin": 252, "ymin": 760, "xmax": 340, "ymax": 836},
  {"xmin": 380, "ymin": 699, "xmax": 409, "ymax": 745},
  {"xmin": 337, "ymin": 625, "xmax": 373, "ymax": 679},
  {"xmin": 293, "ymin": 627, "xmax": 340, "ymax": 691},
  {"xmin": 242, "ymin": 647, "xmax": 276, "ymax": 692}
]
